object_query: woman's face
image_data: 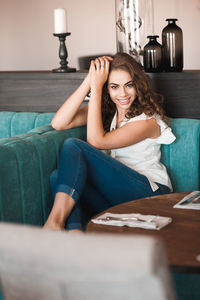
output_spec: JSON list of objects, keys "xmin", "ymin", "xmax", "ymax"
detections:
[{"xmin": 107, "ymin": 69, "xmax": 137, "ymax": 114}]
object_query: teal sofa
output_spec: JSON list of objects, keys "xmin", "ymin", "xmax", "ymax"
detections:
[
  {"xmin": 0, "ymin": 111, "xmax": 200, "ymax": 300},
  {"xmin": 0, "ymin": 111, "xmax": 199, "ymax": 225}
]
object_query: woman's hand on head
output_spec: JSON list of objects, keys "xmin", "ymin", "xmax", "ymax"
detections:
[{"xmin": 89, "ymin": 56, "xmax": 113, "ymax": 90}]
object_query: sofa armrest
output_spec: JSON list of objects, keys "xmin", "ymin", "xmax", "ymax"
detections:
[{"xmin": 0, "ymin": 125, "xmax": 86, "ymax": 226}]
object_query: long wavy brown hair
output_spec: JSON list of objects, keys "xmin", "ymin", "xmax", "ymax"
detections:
[{"xmin": 102, "ymin": 52, "xmax": 165, "ymax": 132}]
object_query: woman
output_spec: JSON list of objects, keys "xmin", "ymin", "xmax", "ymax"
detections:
[{"xmin": 44, "ymin": 52, "xmax": 176, "ymax": 232}]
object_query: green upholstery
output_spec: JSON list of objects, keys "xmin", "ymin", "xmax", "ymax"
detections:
[
  {"xmin": 0, "ymin": 125, "xmax": 86, "ymax": 225},
  {"xmin": 161, "ymin": 118, "xmax": 200, "ymax": 192},
  {"xmin": 0, "ymin": 288, "xmax": 3, "ymax": 300},
  {"xmin": 172, "ymin": 272, "xmax": 200, "ymax": 300},
  {"xmin": 0, "ymin": 111, "xmax": 55, "ymax": 138}
]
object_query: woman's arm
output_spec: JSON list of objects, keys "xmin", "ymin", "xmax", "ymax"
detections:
[
  {"xmin": 87, "ymin": 57, "xmax": 110, "ymax": 143},
  {"xmin": 88, "ymin": 118, "xmax": 160, "ymax": 150},
  {"xmin": 87, "ymin": 57, "xmax": 160, "ymax": 149},
  {"xmin": 51, "ymin": 74, "xmax": 90, "ymax": 130}
]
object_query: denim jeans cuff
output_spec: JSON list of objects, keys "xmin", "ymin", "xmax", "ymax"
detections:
[
  {"xmin": 66, "ymin": 222, "xmax": 82, "ymax": 231},
  {"xmin": 55, "ymin": 184, "xmax": 79, "ymax": 203}
]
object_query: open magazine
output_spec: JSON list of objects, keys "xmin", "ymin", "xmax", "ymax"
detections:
[
  {"xmin": 91, "ymin": 212, "xmax": 172, "ymax": 230},
  {"xmin": 173, "ymin": 191, "xmax": 200, "ymax": 210}
]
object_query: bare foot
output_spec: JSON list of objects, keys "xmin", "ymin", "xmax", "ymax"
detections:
[
  {"xmin": 43, "ymin": 221, "xmax": 64, "ymax": 231},
  {"xmin": 43, "ymin": 193, "xmax": 75, "ymax": 231},
  {"xmin": 68, "ymin": 229, "xmax": 83, "ymax": 234}
]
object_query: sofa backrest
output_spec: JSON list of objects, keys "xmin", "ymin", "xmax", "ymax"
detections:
[
  {"xmin": 161, "ymin": 118, "xmax": 200, "ymax": 193},
  {"xmin": 29, "ymin": 116, "xmax": 200, "ymax": 192},
  {"xmin": 0, "ymin": 112, "xmax": 55, "ymax": 138}
]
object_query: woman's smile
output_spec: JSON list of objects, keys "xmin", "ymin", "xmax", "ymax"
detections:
[{"xmin": 117, "ymin": 97, "xmax": 131, "ymax": 105}]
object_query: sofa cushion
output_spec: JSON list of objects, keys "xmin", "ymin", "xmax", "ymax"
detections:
[
  {"xmin": 161, "ymin": 118, "xmax": 200, "ymax": 192},
  {"xmin": 0, "ymin": 223, "xmax": 175, "ymax": 300},
  {"xmin": 0, "ymin": 112, "xmax": 55, "ymax": 138}
]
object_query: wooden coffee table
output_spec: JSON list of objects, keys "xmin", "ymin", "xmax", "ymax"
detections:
[{"xmin": 87, "ymin": 192, "xmax": 200, "ymax": 273}]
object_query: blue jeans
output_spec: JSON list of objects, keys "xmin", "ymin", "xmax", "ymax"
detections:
[{"xmin": 50, "ymin": 138, "xmax": 170, "ymax": 231}]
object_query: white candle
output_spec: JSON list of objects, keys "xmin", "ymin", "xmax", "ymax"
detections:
[{"xmin": 54, "ymin": 8, "xmax": 67, "ymax": 34}]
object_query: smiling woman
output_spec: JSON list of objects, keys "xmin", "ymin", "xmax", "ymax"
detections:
[
  {"xmin": 44, "ymin": 52, "xmax": 176, "ymax": 232},
  {"xmin": 101, "ymin": 53, "xmax": 165, "ymax": 133}
]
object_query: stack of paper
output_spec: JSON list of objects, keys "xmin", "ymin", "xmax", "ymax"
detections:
[
  {"xmin": 173, "ymin": 191, "xmax": 200, "ymax": 210},
  {"xmin": 91, "ymin": 212, "xmax": 172, "ymax": 230}
]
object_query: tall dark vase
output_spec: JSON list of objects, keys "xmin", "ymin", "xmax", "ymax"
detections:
[
  {"xmin": 143, "ymin": 35, "xmax": 163, "ymax": 73},
  {"xmin": 162, "ymin": 18, "xmax": 183, "ymax": 72}
]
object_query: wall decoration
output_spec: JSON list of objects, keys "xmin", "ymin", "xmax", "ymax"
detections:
[
  {"xmin": 115, "ymin": 0, "xmax": 154, "ymax": 62},
  {"xmin": 162, "ymin": 18, "xmax": 183, "ymax": 72},
  {"xmin": 143, "ymin": 35, "xmax": 163, "ymax": 72}
]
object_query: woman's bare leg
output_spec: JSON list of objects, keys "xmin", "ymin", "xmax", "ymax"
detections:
[{"xmin": 44, "ymin": 192, "xmax": 75, "ymax": 230}]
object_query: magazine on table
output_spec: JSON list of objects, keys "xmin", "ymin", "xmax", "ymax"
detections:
[
  {"xmin": 173, "ymin": 191, "xmax": 200, "ymax": 210},
  {"xmin": 91, "ymin": 212, "xmax": 172, "ymax": 230}
]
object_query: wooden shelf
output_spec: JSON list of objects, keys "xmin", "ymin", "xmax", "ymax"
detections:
[{"xmin": 0, "ymin": 71, "xmax": 199, "ymax": 119}]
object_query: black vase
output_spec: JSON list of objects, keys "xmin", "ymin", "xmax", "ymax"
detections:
[
  {"xmin": 143, "ymin": 35, "xmax": 163, "ymax": 73},
  {"xmin": 162, "ymin": 18, "xmax": 183, "ymax": 72}
]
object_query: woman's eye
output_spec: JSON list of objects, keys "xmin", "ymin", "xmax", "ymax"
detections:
[
  {"xmin": 126, "ymin": 83, "xmax": 134, "ymax": 88},
  {"xmin": 110, "ymin": 85, "xmax": 118, "ymax": 89}
]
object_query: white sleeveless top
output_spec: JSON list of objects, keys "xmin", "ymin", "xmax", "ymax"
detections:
[{"xmin": 108, "ymin": 112, "xmax": 176, "ymax": 192}]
